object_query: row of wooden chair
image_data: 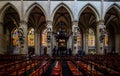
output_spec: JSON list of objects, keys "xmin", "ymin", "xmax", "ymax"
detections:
[
  {"xmin": 67, "ymin": 61, "xmax": 83, "ymax": 76},
  {"xmin": 30, "ymin": 59, "xmax": 51, "ymax": 76},
  {"xmin": 76, "ymin": 54, "xmax": 120, "ymax": 76},
  {"xmin": 0, "ymin": 54, "xmax": 27, "ymax": 65},
  {"xmin": 0, "ymin": 54, "xmax": 51, "ymax": 76},
  {"xmin": 73, "ymin": 61, "xmax": 104, "ymax": 76},
  {"xmin": 0, "ymin": 54, "xmax": 27, "ymax": 75}
]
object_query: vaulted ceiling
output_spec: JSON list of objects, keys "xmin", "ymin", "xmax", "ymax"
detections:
[
  {"xmin": 28, "ymin": 6, "xmax": 46, "ymax": 32},
  {"xmin": 4, "ymin": 6, "xmax": 20, "ymax": 33},
  {"xmin": 78, "ymin": 7, "xmax": 97, "ymax": 32},
  {"xmin": 53, "ymin": 6, "xmax": 72, "ymax": 33},
  {"xmin": 105, "ymin": 7, "xmax": 120, "ymax": 34}
]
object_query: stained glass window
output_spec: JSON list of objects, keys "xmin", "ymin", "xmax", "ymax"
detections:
[
  {"xmin": 77, "ymin": 31, "xmax": 82, "ymax": 47},
  {"xmin": 28, "ymin": 28, "xmax": 34, "ymax": 46},
  {"xmin": 42, "ymin": 29, "xmax": 47, "ymax": 47},
  {"xmin": 12, "ymin": 28, "xmax": 19, "ymax": 46},
  {"xmin": 88, "ymin": 29, "xmax": 95, "ymax": 47},
  {"xmin": 104, "ymin": 32, "xmax": 108, "ymax": 47}
]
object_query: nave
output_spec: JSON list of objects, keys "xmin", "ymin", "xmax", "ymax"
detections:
[{"xmin": 0, "ymin": 54, "xmax": 120, "ymax": 76}]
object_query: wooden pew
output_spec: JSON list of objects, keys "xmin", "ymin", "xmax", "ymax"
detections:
[
  {"xmin": 30, "ymin": 56, "xmax": 51, "ymax": 76},
  {"xmin": 73, "ymin": 60, "xmax": 105, "ymax": 76},
  {"xmin": 76, "ymin": 54, "xmax": 120, "ymax": 76},
  {"xmin": 67, "ymin": 61, "xmax": 83, "ymax": 76}
]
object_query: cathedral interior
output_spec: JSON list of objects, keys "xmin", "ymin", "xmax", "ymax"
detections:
[{"xmin": 0, "ymin": 0, "xmax": 120, "ymax": 76}]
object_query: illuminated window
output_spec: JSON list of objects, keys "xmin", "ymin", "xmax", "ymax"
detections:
[
  {"xmin": 104, "ymin": 32, "xmax": 108, "ymax": 47},
  {"xmin": 77, "ymin": 31, "xmax": 82, "ymax": 47},
  {"xmin": 28, "ymin": 28, "xmax": 34, "ymax": 46},
  {"xmin": 88, "ymin": 29, "xmax": 95, "ymax": 47},
  {"xmin": 42, "ymin": 29, "xmax": 47, "ymax": 47},
  {"xmin": 12, "ymin": 28, "xmax": 19, "ymax": 46}
]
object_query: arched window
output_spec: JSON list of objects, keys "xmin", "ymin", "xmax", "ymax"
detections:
[
  {"xmin": 12, "ymin": 28, "xmax": 19, "ymax": 46},
  {"xmin": 104, "ymin": 31, "xmax": 108, "ymax": 49},
  {"xmin": 77, "ymin": 31, "xmax": 82, "ymax": 48},
  {"xmin": 88, "ymin": 29, "xmax": 95, "ymax": 48},
  {"xmin": 28, "ymin": 28, "xmax": 34, "ymax": 47},
  {"xmin": 42, "ymin": 29, "xmax": 47, "ymax": 47}
]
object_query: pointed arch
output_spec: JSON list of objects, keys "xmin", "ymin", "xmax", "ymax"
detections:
[
  {"xmin": 104, "ymin": 3, "xmax": 120, "ymax": 19},
  {"xmin": 0, "ymin": 2, "xmax": 20, "ymax": 22},
  {"xmin": 51, "ymin": 3, "xmax": 74, "ymax": 21},
  {"xmin": 104, "ymin": 3, "xmax": 120, "ymax": 33},
  {"xmin": 25, "ymin": 3, "xmax": 47, "ymax": 22},
  {"xmin": 78, "ymin": 3, "xmax": 100, "ymax": 21}
]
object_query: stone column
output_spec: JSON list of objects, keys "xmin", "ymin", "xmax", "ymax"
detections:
[
  {"xmin": 83, "ymin": 31, "xmax": 89, "ymax": 54},
  {"xmin": 96, "ymin": 20, "xmax": 106, "ymax": 54},
  {"xmin": 115, "ymin": 34, "xmax": 120, "ymax": 54},
  {"xmin": 52, "ymin": 35, "xmax": 56, "ymax": 48},
  {"xmin": 96, "ymin": 21, "xmax": 101, "ymax": 54},
  {"xmin": 67, "ymin": 35, "xmax": 72, "ymax": 49},
  {"xmin": 19, "ymin": 21, "xmax": 28, "ymax": 54},
  {"xmin": 34, "ymin": 31, "xmax": 40, "ymax": 55},
  {"xmin": 40, "ymin": 34, "xmax": 42, "ymax": 55},
  {"xmin": 0, "ymin": 22, "xmax": 4, "ymax": 54},
  {"xmin": 72, "ymin": 21, "xmax": 79, "ymax": 55},
  {"xmin": 47, "ymin": 21, "xmax": 52, "ymax": 56},
  {"xmin": 38, "ymin": 33, "xmax": 40, "ymax": 55}
]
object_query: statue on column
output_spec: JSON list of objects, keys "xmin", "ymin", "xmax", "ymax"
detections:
[
  {"xmin": 46, "ymin": 24, "xmax": 52, "ymax": 55},
  {"xmin": 47, "ymin": 28, "xmax": 51, "ymax": 42},
  {"xmin": 99, "ymin": 24, "xmax": 106, "ymax": 43}
]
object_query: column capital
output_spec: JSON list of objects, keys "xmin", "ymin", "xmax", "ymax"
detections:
[
  {"xmin": 20, "ymin": 20, "xmax": 27, "ymax": 25},
  {"xmin": 72, "ymin": 21, "xmax": 79, "ymax": 28},
  {"xmin": 47, "ymin": 20, "xmax": 52, "ymax": 25},
  {"xmin": 46, "ymin": 21, "xmax": 52, "ymax": 29},
  {"xmin": 73, "ymin": 21, "xmax": 78, "ymax": 25},
  {"xmin": 97, "ymin": 20, "xmax": 104, "ymax": 25}
]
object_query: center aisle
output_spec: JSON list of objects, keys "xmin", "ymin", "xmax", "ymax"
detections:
[
  {"xmin": 42, "ymin": 60, "xmax": 56, "ymax": 76},
  {"xmin": 62, "ymin": 60, "xmax": 73, "ymax": 76}
]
